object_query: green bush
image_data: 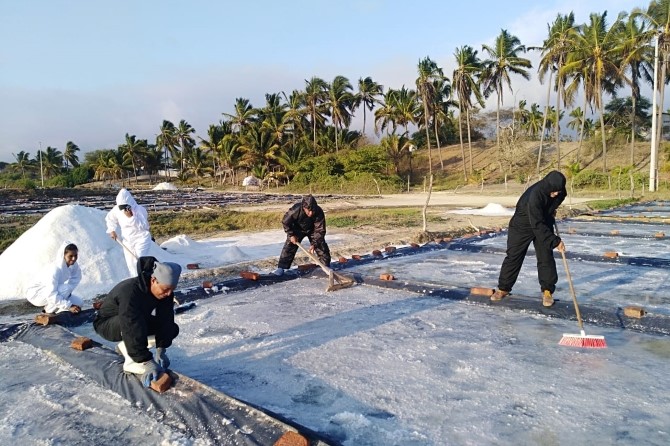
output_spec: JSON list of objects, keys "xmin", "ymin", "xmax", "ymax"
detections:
[{"xmin": 572, "ymin": 169, "xmax": 609, "ymax": 188}]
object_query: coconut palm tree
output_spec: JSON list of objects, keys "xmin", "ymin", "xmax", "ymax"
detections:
[
  {"xmin": 175, "ymin": 119, "xmax": 196, "ymax": 175},
  {"xmin": 380, "ymin": 134, "xmax": 412, "ymax": 175},
  {"xmin": 39, "ymin": 146, "xmax": 64, "ymax": 179},
  {"xmin": 453, "ymin": 45, "xmax": 485, "ymax": 179},
  {"xmin": 118, "ymin": 133, "xmax": 147, "ymax": 184},
  {"xmin": 390, "ymin": 86, "xmax": 419, "ymax": 136},
  {"xmin": 537, "ymin": 12, "xmax": 577, "ymax": 170},
  {"xmin": 304, "ymin": 77, "xmax": 329, "ymax": 153},
  {"xmin": 218, "ymin": 133, "xmax": 243, "ymax": 185},
  {"xmin": 326, "ymin": 75, "xmax": 355, "ymax": 153},
  {"xmin": 282, "ymin": 90, "xmax": 307, "ymax": 153},
  {"xmin": 564, "ymin": 11, "xmax": 625, "ymax": 172},
  {"xmin": 63, "ymin": 141, "xmax": 80, "ymax": 168},
  {"xmin": 374, "ymin": 89, "xmax": 398, "ymax": 136},
  {"xmin": 618, "ymin": 12, "xmax": 654, "ymax": 165},
  {"xmin": 355, "ymin": 76, "xmax": 383, "ymax": 135},
  {"xmin": 156, "ymin": 120, "xmax": 177, "ymax": 179},
  {"xmin": 416, "ymin": 57, "xmax": 444, "ymax": 177},
  {"xmin": 10, "ymin": 151, "xmax": 31, "ymax": 178},
  {"xmin": 482, "ymin": 29, "xmax": 532, "ymax": 165},
  {"xmin": 223, "ymin": 98, "xmax": 256, "ymax": 135},
  {"xmin": 632, "ymin": 1, "xmax": 670, "ymax": 175}
]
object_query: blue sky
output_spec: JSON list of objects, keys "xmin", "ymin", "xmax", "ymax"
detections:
[{"xmin": 0, "ymin": 0, "xmax": 647, "ymax": 163}]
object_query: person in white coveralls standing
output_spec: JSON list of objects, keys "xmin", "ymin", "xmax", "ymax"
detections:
[
  {"xmin": 105, "ymin": 188, "xmax": 153, "ymax": 277},
  {"xmin": 26, "ymin": 241, "xmax": 83, "ymax": 314}
]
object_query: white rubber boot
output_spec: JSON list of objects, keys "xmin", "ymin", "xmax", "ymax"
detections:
[{"xmin": 116, "ymin": 341, "xmax": 146, "ymax": 374}]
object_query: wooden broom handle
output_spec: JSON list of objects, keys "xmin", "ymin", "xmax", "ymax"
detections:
[{"xmin": 555, "ymin": 224, "xmax": 584, "ymax": 331}]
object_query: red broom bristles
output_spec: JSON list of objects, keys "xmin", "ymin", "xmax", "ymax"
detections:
[{"xmin": 559, "ymin": 333, "xmax": 608, "ymax": 348}]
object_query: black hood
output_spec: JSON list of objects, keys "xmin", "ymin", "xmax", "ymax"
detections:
[
  {"xmin": 541, "ymin": 171, "xmax": 566, "ymax": 193},
  {"xmin": 301, "ymin": 195, "xmax": 317, "ymax": 210}
]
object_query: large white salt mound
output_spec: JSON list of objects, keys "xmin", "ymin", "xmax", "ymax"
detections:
[
  {"xmin": 153, "ymin": 182, "xmax": 178, "ymax": 191},
  {"xmin": 447, "ymin": 203, "xmax": 514, "ymax": 216},
  {"xmin": 0, "ymin": 205, "xmax": 185, "ymax": 302}
]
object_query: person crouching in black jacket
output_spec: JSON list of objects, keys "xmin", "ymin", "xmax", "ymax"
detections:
[
  {"xmin": 274, "ymin": 195, "xmax": 331, "ymax": 276},
  {"xmin": 491, "ymin": 170, "xmax": 567, "ymax": 308},
  {"xmin": 94, "ymin": 256, "xmax": 181, "ymax": 387}
]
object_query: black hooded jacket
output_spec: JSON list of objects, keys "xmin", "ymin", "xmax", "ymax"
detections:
[
  {"xmin": 93, "ymin": 256, "xmax": 176, "ymax": 363},
  {"xmin": 281, "ymin": 197, "xmax": 327, "ymax": 244},
  {"xmin": 509, "ymin": 170, "xmax": 567, "ymax": 249}
]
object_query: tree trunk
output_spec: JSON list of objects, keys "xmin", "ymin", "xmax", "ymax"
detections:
[
  {"xmin": 458, "ymin": 106, "xmax": 467, "ymax": 181},
  {"xmin": 434, "ymin": 119, "xmax": 444, "ymax": 170},
  {"xmin": 421, "ymin": 174, "xmax": 433, "ymax": 232},
  {"xmin": 467, "ymin": 108, "xmax": 474, "ymax": 177},
  {"xmin": 537, "ymin": 71, "xmax": 552, "ymax": 174},
  {"xmin": 577, "ymin": 95, "xmax": 587, "ymax": 164}
]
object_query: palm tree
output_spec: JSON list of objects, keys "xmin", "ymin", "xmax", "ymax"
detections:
[
  {"xmin": 537, "ymin": 12, "xmax": 577, "ymax": 170},
  {"xmin": 380, "ymin": 134, "xmax": 412, "ymax": 175},
  {"xmin": 282, "ymin": 90, "xmax": 307, "ymax": 153},
  {"xmin": 389, "ymin": 86, "xmax": 419, "ymax": 136},
  {"xmin": 416, "ymin": 57, "xmax": 444, "ymax": 177},
  {"xmin": 564, "ymin": 11, "xmax": 625, "ymax": 172},
  {"xmin": 304, "ymin": 77, "xmax": 329, "ymax": 153},
  {"xmin": 175, "ymin": 119, "xmax": 196, "ymax": 175},
  {"xmin": 10, "ymin": 151, "xmax": 31, "ymax": 178},
  {"xmin": 199, "ymin": 124, "xmax": 225, "ymax": 187},
  {"xmin": 326, "ymin": 75, "xmax": 355, "ymax": 153},
  {"xmin": 156, "ymin": 120, "xmax": 177, "ymax": 179},
  {"xmin": 63, "ymin": 141, "xmax": 80, "ymax": 168},
  {"xmin": 374, "ymin": 89, "xmax": 398, "ymax": 136},
  {"xmin": 482, "ymin": 29, "xmax": 532, "ymax": 154},
  {"xmin": 633, "ymin": 1, "xmax": 670, "ymax": 176},
  {"xmin": 453, "ymin": 45, "xmax": 485, "ymax": 179},
  {"xmin": 355, "ymin": 76, "xmax": 383, "ymax": 135},
  {"xmin": 218, "ymin": 133, "xmax": 243, "ymax": 185},
  {"xmin": 118, "ymin": 133, "xmax": 147, "ymax": 184},
  {"xmin": 619, "ymin": 12, "xmax": 653, "ymax": 165},
  {"xmin": 40, "ymin": 146, "xmax": 64, "ymax": 178},
  {"xmin": 223, "ymin": 98, "xmax": 256, "ymax": 134}
]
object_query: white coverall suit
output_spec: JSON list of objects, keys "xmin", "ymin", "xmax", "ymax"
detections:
[
  {"xmin": 105, "ymin": 188, "xmax": 153, "ymax": 277},
  {"xmin": 26, "ymin": 241, "xmax": 83, "ymax": 313}
]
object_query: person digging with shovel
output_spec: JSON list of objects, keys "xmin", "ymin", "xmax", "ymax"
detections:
[
  {"xmin": 94, "ymin": 257, "xmax": 181, "ymax": 387},
  {"xmin": 491, "ymin": 170, "xmax": 567, "ymax": 308},
  {"xmin": 274, "ymin": 195, "xmax": 331, "ymax": 276}
]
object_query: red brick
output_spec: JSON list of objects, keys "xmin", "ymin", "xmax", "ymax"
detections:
[
  {"xmin": 623, "ymin": 305, "xmax": 646, "ymax": 318},
  {"xmin": 603, "ymin": 251, "xmax": 619, "ymax": 259},
  {"xmin": 338, "ymin": 257, "xmax": 347, "ymax": 263},
  {"xmin": 150, "ymin": 373, "xmax": 172, "ymax": 393},
  {"xmin": 35, "ymin": 314, "xmax": 57, "ymax": 326},
  {"xmin": 273, "ymin": 431, "xmax": 308, "ymax": 446},
  {"xmin": 655, "ymin": 232, "xmax": 665, "ymax": 239},
  {"xmin": 297, "ymin": 263, "xmax": 317, "ymax": 271},
  {"xmin": 384, "ymin": 246, "xmax": 396, "ymax": 254},
  {"xmin": 379, "ymin": 273, "xmax": 395, "ymax": 281},
  {"xmin": 186, "ymin": 263, "xmax": 200, "ymax": 270},
  {"xmin": 71, "ymin": 337, "xmax": 93, "ymax": 351},
  {"xmin": 372, "ymin": 249, "xmax": 383, "ymax": 256},
  {"xmin": 610, "ymin": 230, "xmax": 620, "ymax": 235},
  {"xmin": 410, "ymin": 243, "xmax": 420, "ymax": 249},
  {"xmin": 202, "ymin": 280, "xmax": 213, "ymax": 288},
  {"xmin": 443, "ymin": 237, "xmax": 453, "ymax": 242},
  {"xmin": 351, "ymin": 254, "xmax": 362, "ymax": 260},
  {"xmin": 470, "ymin": 287, "xmax": 495, "ymax": 297},
  {"xmin": 240, "ymin": 271, "xmax": 260, "ymax": 280}
]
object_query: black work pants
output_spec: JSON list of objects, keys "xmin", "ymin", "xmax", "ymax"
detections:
[
  {"xmin": 94, "ymin": 315, "xmax": 179, "ymax": 344},
  {"xmin": 497, "ymin": 225, "xmax": 557, "ymax": 294},
  {"xmin": 278, "ymin": 234, "xmax": 331, "ymax": 269}
]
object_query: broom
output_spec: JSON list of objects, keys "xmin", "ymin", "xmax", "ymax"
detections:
[{"xmin": 555, "ymin": 225, "xmax": 607, "ymax": 348}]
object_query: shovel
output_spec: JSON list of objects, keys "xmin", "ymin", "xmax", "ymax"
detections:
[{"xmin": 294, "ymin": 242, "xmax": 355, "ymax": 291}]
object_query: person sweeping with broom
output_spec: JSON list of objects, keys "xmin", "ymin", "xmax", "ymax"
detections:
[
  {"xmin": 273, "ymin": 195, "xmax": 331, "ymax": 276},
  {"xmin": 491, "ymin": 170, "xmax": 567, "ymax": 307}
]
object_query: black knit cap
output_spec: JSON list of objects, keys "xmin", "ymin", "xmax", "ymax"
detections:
[{"xmin": 301, "ymin": 195, "xmax": 317, "ymax": 210}]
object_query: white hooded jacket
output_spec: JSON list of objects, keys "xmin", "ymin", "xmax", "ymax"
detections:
[
  {"xmin": 26, "ymin": 241, "xmax": 82, "ymax": 313},
  {"xmin": 105, "ymin": 188, "xmax": 153, "ymax": 276}
]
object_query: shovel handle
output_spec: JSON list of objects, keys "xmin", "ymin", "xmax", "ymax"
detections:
[{"xmin": 294, "ymin": 241, "xmax": 332, "ymax": 276}]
